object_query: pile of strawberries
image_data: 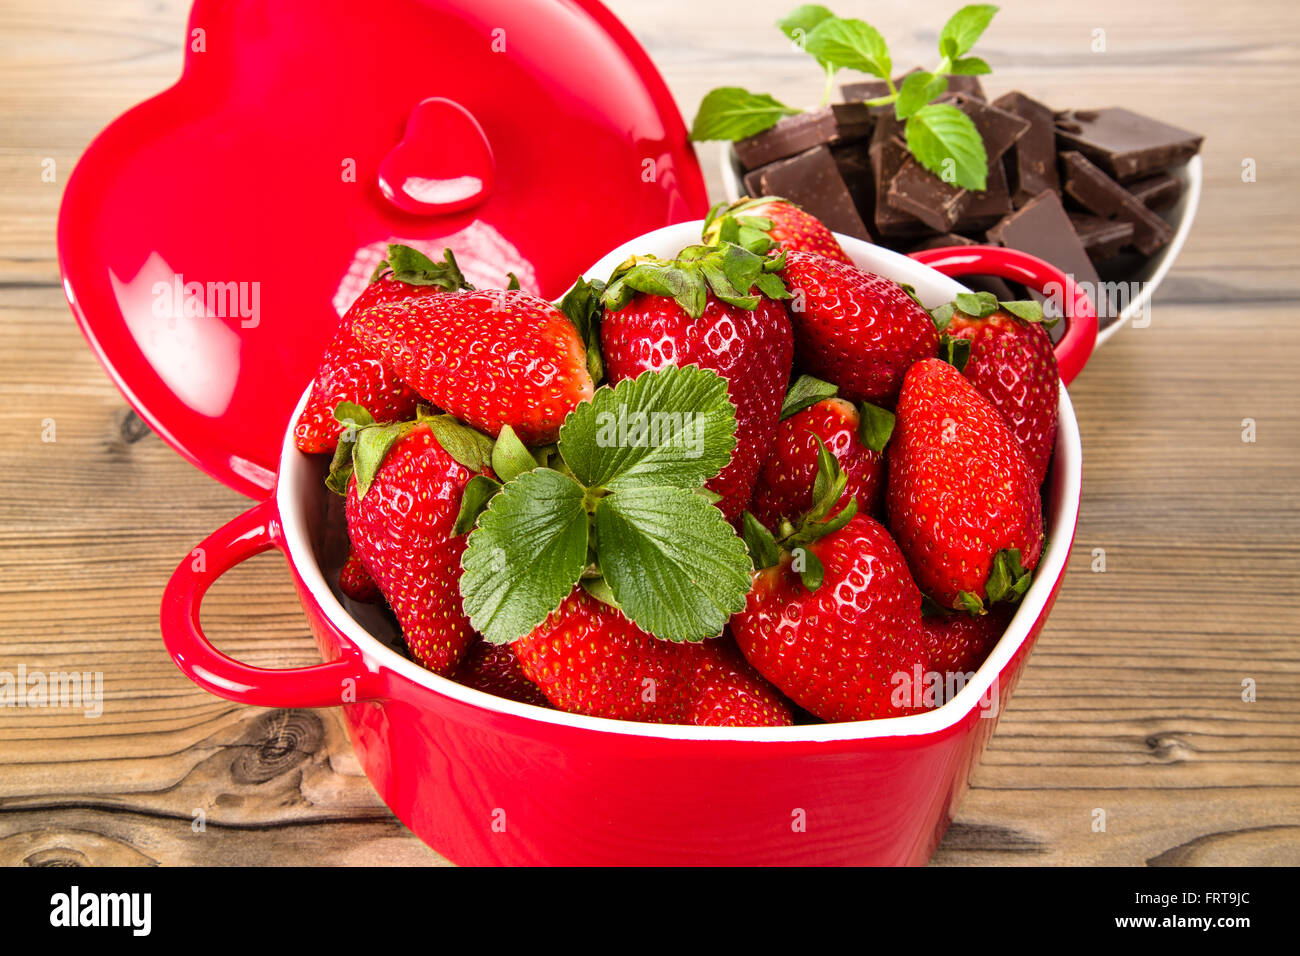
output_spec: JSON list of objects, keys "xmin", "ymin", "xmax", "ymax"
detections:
[{"xmin": 295, "ymin": 197, "xmax": 1059, "ymax": 728}]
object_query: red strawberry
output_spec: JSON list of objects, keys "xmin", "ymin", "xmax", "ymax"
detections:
[
  {"xmin": 750, "ymin": 396, "xmax": 887, "ymax": 530},
  {"xmin": 512, "ymin": 589, "xmax": 792, "ymax": 727},
  {"xmin": 731, "ymin": 512, "xmax": 930, "ymax": 723},
  {"xmin": 886, "ymin": 359, "xmax": 1044, "ymax": 612},
  {"xmin": 345, "ymin": 420, "xmax": 488, "ymax": 674},
  {"xmin": 338, "ymin": 550, "xmax": 381, "ymax": 604},
  {"xmin": 919, "ymin": 605, "xmax": 1011, "ymax": 680},
  {"xmin": 352, "ymin": 289, "xmax": 593, "ymax": 445},
  {"xmin": 942, "ymin": 305, "xmax": 1059, "ymax": 485},
  {"xmin": 779, "ymin": 251, "xmax": 939, "ymax": 406},
  {"xmin": 600, "ymin": 246, "xmax": 793, "ymax": 522},
  {"xmin": 294, "ymin": 247, "xmax": 469, "ymax": 453},
  {"xmin": 453, "ymin": 641, "xmax": 551, "ymax": 709},
  {"xmin": 703, "ymin": 196, "xmax": 852, "ymax": 263}
]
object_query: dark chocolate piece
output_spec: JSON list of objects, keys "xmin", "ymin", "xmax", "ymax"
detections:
[
  {"xmin": 843, "ymin": 72, "xmax": 985, "ymax": 103},
  {"xmin": 1060, "ymin": 151, "xmax": 1173, "ymax": 256},
  {"xmin": 1055, "ymin": 107, "xmax": 1203, "ymax": 182},
  {"xmin": 1125, "ymin": 172, "xmax": 1182, "ymax": 211},
  {"xmin": 887, "ymin": 157, "xmax": 967, "ymax": 232},
  {"xmin": 954, "ymin": 161, "xmax": 1012, "ymax": 232},
  {"xmin": 1068, "ymin": 213, "xmax": 1134, "ymax": 261},
  {"xmin": 734, "ymin": 104, "xmax": 874, "ymax": 172},
  {"xmin": 869, "ymin": 113, "xmax": 928, "ymax": 237},
  {"xmin": 831, "ymin": 141, "xmax": 877, "ymax": 239},
  {"xmin": 987, "ymin": 190, "xmax": 1100, "ymax": 298},
  {"xmin": 993, "ymin": 91, "xmax": 1060, "ymax": 205},
  {"xmin": 744, "ymin": 145, "xmax": 871, "ymax": 241},
  {"xmin": 944, "ymin": 93, "xmax": 1029, "ymax": 165}
]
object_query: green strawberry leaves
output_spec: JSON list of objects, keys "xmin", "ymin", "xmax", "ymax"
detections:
[
  {"xmin": 858, "ymin": 401, "xmax": 896, "ymax": 453},
  {"xmin": 986, "ymin": 547, "xmax": 1033, "ymax": 604},
  {"xmin": 371, "ymin": 244, "xmax": 472, "ymax": 290},
  {"xmin": 603, "ymin": 242, "xmax": 789, "ymax": 320},
  {"xmin": 780, "ymin": 374, "xmax": 839, "ymax": 420},
  {"xmin": 931, "ymin": 294, "xmax": 1058, "ymax": 334},
  {"xmin": 460, "ymin": 468, "xmax": 591, "ymax": 645},
  {"xmin": 558, "ymin": 276, "xmax": 606, "ymax": 385},
  {"xmin": 558, "ymin": 367, "xmax": 736, "ymax": 491},
  {"xmin": 460, "ymin": 365, "xmax": 756, "ymax": 645}
]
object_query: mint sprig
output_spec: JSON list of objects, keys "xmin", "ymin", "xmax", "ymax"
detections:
[
  {"xmin": 459, "ymin": 365, "xmax": 755, "ymax": 645},
  {"xmin": 689, "ymin": 87, "xmax": 799, "ymax": 142}
]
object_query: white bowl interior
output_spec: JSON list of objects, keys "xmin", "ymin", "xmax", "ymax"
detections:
[
  {"xmin": 719, "ymin": 143, "xmax": 1201, "ymax": 346},
  {"xmin": 276, "ymin": 222, "xmax": 1082, "ymax": 742}
]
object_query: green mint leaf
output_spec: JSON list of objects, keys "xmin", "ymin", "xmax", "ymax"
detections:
[
  {"xmin": 426, "ymin": 414, "xmax": 494, "ymax": 472},
  {"xmin": 894, "ymin": 71, "xmax": 948, "ymax": 120},
  {"xmin": 778, "ymin": 5, "xmax": 838, "ymax": 68},
  {"xmin": 453, "ymin": 474, "xmax": 503, "ymax": 535},
  {"xmin": 558, "ymin": 366, "xmax": 737, "ymax": 492},
  {"xmin": 594, "ymin": 486, "xmax": 752, "ymax": 643},
  {"xmin": 781, "ymin": 374, "xmax": 839, "ymax": 420},
  {"xmin": 955, "ymin": 291, "xmax": 1000, "ymax": 318},
  {"xmin": 938, "ymin": 4, "xmax": 999, "ymax": 58},
  {"xmin": 460, "ymin": 468, "xmax": 590, "ymax": 644},
  {"xmin": 949, "ymin": 55, "xmax": 991, "ymax": 75},
  {"xmin": 491, "ymin": 424, "xmax": 538, "ymax": 484},
  {"xmin": 690, "ymin": 87, "xmax": 799, "ymax": 142},
  {"xmin": 804, "ymin": 17, "xmax": 891, "ymax": 80},
  {"xmin": 857, "ymin": 401, "xmax": 895, "ymax": 453},
  {"xmin": 742, "ymin": 511, "xmax": 782, "ymax": 569},
  {"xmin": 904, "ymin": 102, "xmax": 988, "ymax": 191}
]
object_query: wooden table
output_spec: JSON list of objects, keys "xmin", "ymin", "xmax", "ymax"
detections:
[{"xmin": 2, "ymin": 0, "xmax": 1297, "ymax": 866}]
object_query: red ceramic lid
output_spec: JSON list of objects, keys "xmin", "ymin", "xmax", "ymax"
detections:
[{"xmin": 58, "ymin": 0, "xmax": 708, "ymax": 499}]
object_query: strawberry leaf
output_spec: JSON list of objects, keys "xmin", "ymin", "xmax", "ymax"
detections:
[
  {"xmin": 372, "ymin": 245, "xmax": 472, "ymax": 290},
  {"xmin": 352, "ymin": 422, "xmax": 416, "ymax": 498},
  {"xmin": 1000, "ymin": 299, "xmax": 1058, "ymax": 328},
  {"xmin": 930, "ymin": 302, "xmax": 956, "ymax": 332},
  {"xmin": 453, "ymin": 474, "xmax": 503, "ymax": 535},
  {"xmin": 491, "ymin": 424, "xmax": 538, "ymax": 483},
  {"xmin": 427, "ymin": 415, "xmax": 495, "ymax": 473},
  {"xmin": 557, "ymin": 366, "xmax": 737, "ymax": 492},
  {"xmin": 795, "ymin": 547, "xmax": 825, "ymax": 592},
  {"xmin": 780, "ymin": 374, "xmax": 838, "ymax": 420},
  {"xmin": 558, "ymin": 276, "xmax": 606, "ymax": 384},
  {"xmin": 904, "ymin": 103, "xmax": 988, "ymax": 191},
  {"xmin": 939, "ymin": 333, "xmax": 972, "ymax": 372},
  {"xmin": 957, "ymin": 590, "xmax": 986, "ymax": 615},
  {"xmin": 594, "ymin": 486, "xmax": 752, "ymax": 642},
  {"xmin": 956, "ymin": 291, "xmax": 1000, "ymax": 317},
  {"xmin": 460, "ymin": 468, "xmax": 590, "ymax": 645},
  {"xmin": 987, "ymin": 547, "xmax": 1032, "ymax": 604},
  {"xmin": 858, "ymin": 401, "xmax": 895, "ymax": 452},
  {"xmin": 742, "ymin": 511, "xmax": 782, "ymax": 570},
  {"xmin": 690, "ymin": 87, "xmax": 800, "ymax": 142}
]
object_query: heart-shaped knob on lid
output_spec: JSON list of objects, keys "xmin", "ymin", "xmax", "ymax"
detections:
[{"xmin": 378, "ymin": 97, "xmax": 494, "ymax": 215}]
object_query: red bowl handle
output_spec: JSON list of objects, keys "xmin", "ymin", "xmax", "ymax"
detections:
[
  {"xmin": 160, "ymin": 499, "xmax": 378, "ymax": 708},
  {"xmin": 908, "ymin": 246, "xmax": 1098, "ymax": 386}
]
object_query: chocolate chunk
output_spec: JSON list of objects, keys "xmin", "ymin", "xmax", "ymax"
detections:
[
  {"xmin": 1060, "ymin": 151, "xmax": 1173, "ymax": 256},
  {"xmin": 993, "ymin": 91, "xmax": 1060, "ymax": 205},
  {"xmin": 954, "ymin": 161, "xmax": 1012, "ymax": 232},
  {"xmin": 843, "ymin": 71, "xmax": 986, "ymax": 103},
  {"xmin": 1068, "ymin": 213, "xmax": 1134, "ymax": 261},
  {"xmin": 869, "ymin": 113, "xmax": 928, "ymax": 237},
  {"xmin": 945, "ymin": 93, "xmax": 1029, "ymax": 165},
  {"xmin": 887, "ymin": 157, "xmax": 967, "ymax": 232},
  {"xmin": 1055, "ymin": 107, "xmax": 1203, "ymax": 182},
  {"xmin": 734, "ymin": 104, "xmax": 875, "ymax": 172},
  {"xmin": 987, "ymin": 190, "xmax": 1100, "ymax": 298},
  {"xmin": 1125, "ymin": 172, "xmax": 1182, "ymax": 211},
  {"xmin": 744, "ymin": 145, "xmax": 872, "ymax": 241},
  {"xmin": 831, "ymin": 141, "xmax": 877, "ymax": 238}
]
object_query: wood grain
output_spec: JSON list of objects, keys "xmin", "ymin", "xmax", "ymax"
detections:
[{"xmin": 1, "ymin": 0, "xmax": 1298, "ymax": 866}]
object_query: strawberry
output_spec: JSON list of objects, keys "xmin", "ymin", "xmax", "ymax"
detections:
[
  {"xmin": 351, "ymin": 289, "xmax": 593, "ymax": 446},
  {"xmin": 750, "ymin": 388, "xmax": 890, "ymax": 530},
  {"xmin": 886, "ymin": 359, "xmax": 1044, "ymax": 613},
  {"xmin": 732, "ymin": 511, "xmax": 930, "ymax": 723},
  {"xmin": 920, "ymin": 605, "xmax": 1011, "ymax": 679},
  {"xmin": 453, "ymin": 640, "xmax": 551, "ymax": 709},
  {"xmin": 512, "ymin": 588, "xmax": 792, "ymax": 727},
  {"xmin": 294, "ymin": 246, "xmax": 469, "ymax": 454},
  {"xmin": 702, "ymin": 196, "xmax": 852, "ymax": 263},
  {"xmin": 338, "ymin": 549, "xmax": 381, "ymax": 604},
  {"xmin": 779, "ymin": 251, "xmax": 939, "ymax": 406},
  {"xmin": 936, "ymin": 299, "xmax": 1059, "ymax": 485},
  {"xmin": 343, "ymin": 418, "xmax": 492, "ymax": 674},
  {"xmin": 599, "ymin": 244, "xmax": 793, "ymax": 521}
]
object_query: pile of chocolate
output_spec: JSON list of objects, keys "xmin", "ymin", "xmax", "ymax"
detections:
[{"xmin": 735, "ymin": 73, "xmax": 1203, "ymax": 328}]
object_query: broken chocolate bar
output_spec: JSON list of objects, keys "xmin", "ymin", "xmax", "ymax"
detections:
[
  {"xmin": 887, "ymin": 156, "xmax": 967, "ymax": 232},
  {"xmin": 994, "ymin": 91, "xmax": 1061, "ymax": 206},
  {"xmin": 1068, "ymin": 213, "xmax": 1134, "ymax": 261},
  {"xmin": 843, "ymin": 72, "xmax": 986, "ymax": 103},
  {"xmin": 869, "ymin": 113, "xmax": 928, "ymax": 237},
  {"xmin": 1060, "ymin": 151, "xmax": 1173, "ymax": 256},
  {"xmin": 954, "ymin": 162, "xmax": 1012, "ymax": 232},
  {"xmin": 744, "ymin": 144, "xmax": 872, "ymax": 241},
  {"xmin": 987, "ymin": 190, "xmax": 1101, "ymax": 301},
  {"xmin": 734, "ymin": 103, "xmax": 874, "ymax": 172},
  {"xmin": 1055, "ymin": 107, "xmax": 1202, "ymax": 182},
  {"xmin": 1125, "ymin": 172, "xmax": 1182, "ymax": 211}
]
